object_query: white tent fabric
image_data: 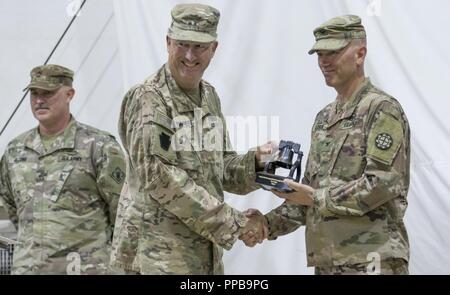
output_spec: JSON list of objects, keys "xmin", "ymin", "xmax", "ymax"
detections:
[{"xmin": 1, "ymin": 0, "xmax": 449, "ymax": 274}]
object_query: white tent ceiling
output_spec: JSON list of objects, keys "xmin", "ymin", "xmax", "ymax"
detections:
[{"xmin": 1, "ymin": 0, "xmax": 449, "ymax": 274}]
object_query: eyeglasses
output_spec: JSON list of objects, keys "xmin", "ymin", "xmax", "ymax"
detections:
[{"xmin": 174, "ymin": 40, "xmax": 211, "ymax": 54}]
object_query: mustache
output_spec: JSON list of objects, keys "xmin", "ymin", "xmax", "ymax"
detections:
[{"xmin": 34, "ymin": 104, "xmax": 50, "ymax": 111}]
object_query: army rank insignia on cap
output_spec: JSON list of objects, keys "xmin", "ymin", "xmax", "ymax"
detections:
[
  {"xmin": 111, "ymin": 167, "xmax": 125, "ymax": 184},
  {"xmin": 375, "ymin": 133, "xmax": 393, "ymax": 150}
]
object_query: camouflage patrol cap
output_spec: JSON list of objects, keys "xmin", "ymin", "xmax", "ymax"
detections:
[
  {"xmin": 25, "ymin": 64, "xmax": 74, "ymax": 91},
  {"xmin": 308, "ymin": 15, "xmax": 366, "ymax": 55},
  {"xmin": 167, "ymin": 3, "xmax": 220, "ymax": 43}
]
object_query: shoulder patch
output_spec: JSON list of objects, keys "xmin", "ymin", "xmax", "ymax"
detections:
[
  {"xmin": 367, "ymin": 112, "xmax": 404, "ymax": 165},
  {"xmin": 375, "ymin": 133, "xmax": 393, "ymax": 150},
  {"xmin": 146, "ymin": 111, "xmax": 177, "ymax": 165},
  {"xmin": 111, "ymin": 167, "xmax": 126, "ymax": 184},
  {"xmin": 159, "ymin": 132, "xmax": 171, "ymax": 151}
]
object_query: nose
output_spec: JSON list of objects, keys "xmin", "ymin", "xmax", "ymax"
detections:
[
  {"xmin": 33, "ymin": 96, "xmax": 46, "ymax": 104},
  {"xmin": 37, "ymin": 97, "xmax": 46, "ymax": 103},
  {"xmin": 31, "ymin": 94, "xmax": 47, "ymax": 105},
  {"xmin": 318, "ymin": 55, "xmax": 332, "ymax": 68},
  {"xmin": 184, "ymin": 47, "xmax": 196, "ymax": 62}
]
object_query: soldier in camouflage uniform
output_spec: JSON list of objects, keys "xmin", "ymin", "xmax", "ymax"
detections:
[
  {"xmin": 110, "ymin": 3, "xmax": 273, "ymax": 275},
  {"xmin": 0, "ymin": 200, "xmax": 15, "ymax": 240},
  {"xmin": 0, "ymin": 64, "xmax": 126, "ymax": 274},
  {"xmin": 243, "ymin": 15, "xmax": 411, "ymax": 275}
]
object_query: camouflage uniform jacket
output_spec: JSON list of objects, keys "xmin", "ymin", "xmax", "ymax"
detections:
[
  {"xmin": 0, "ymin": 117, "xmax": 125, "ymax": 274},
  {"xmin": 266, "ymin": 79, "xmax": 410, "ymax": 267},
  {"xmin": 111, "ymin": 64, "xmax": 258, "ymax": 274}
]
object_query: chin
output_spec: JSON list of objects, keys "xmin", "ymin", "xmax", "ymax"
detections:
[
  {"xmin": 35, "ymin": 113, "xmax": 52, "ymax": 123},
  {"xmin": 34, "ymin": 113, "xmax": 44, "ymax": 120},
  {"xmin": 181, "ymin": 69, "xmax": 201, "ymax": 79}
]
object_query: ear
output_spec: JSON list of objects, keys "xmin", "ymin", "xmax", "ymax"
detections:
[
  {"xmin": 356, "ymin": 45, "xmax": 367, "ymax": 66},
  {"xmin": 66, "ymin": 88, "xmax": 75, "ymax": 103},
  {"xmin": 210, "ymin": 41, "xmax": 218, "ymax": 57},
  {"xmin": 166, "ymin": 36, "xmax": 171, "ymax": 53}
]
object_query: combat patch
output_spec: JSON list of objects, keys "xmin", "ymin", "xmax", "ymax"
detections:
[
  {"xmin": 159, "ymin": 132, "xmax": 171, "ymax": 151},
  {"xmin": 148, "ymin": 111, "xmax": 177, "ymax": 164},
  {"xmin": 367, "ymin": 112, "xmax": 403, "ymax": 165}
]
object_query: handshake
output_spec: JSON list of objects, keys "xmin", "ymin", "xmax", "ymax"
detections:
[
  {"xmin": 238, "ymin": 139, "xmax": 315, "ymax": 247},
  {"xmin": 238, "ymin": 209, "xmax": 269, "ymax": 247},
  {"xmin": 237, "ymin": 178, "xmax": 315, "ymax": 247}
]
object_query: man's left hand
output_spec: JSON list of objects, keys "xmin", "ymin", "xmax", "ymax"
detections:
[{"xmin": 272, "ymin": 179, "xmax": 315, "ymax": 206}]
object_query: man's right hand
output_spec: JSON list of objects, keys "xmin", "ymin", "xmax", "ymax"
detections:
[
  {"xmin": 255, "ymin": 140, "xmax": 278, "ymax": 169},
  {"xmin": 239, "ymin": 209, "xmax": 269, "ymax": 247}
]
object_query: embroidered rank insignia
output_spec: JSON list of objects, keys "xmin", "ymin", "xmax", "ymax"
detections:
[{"xmin": 111, "ymin": 167, "xmax": 125, "ymax": 184}]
